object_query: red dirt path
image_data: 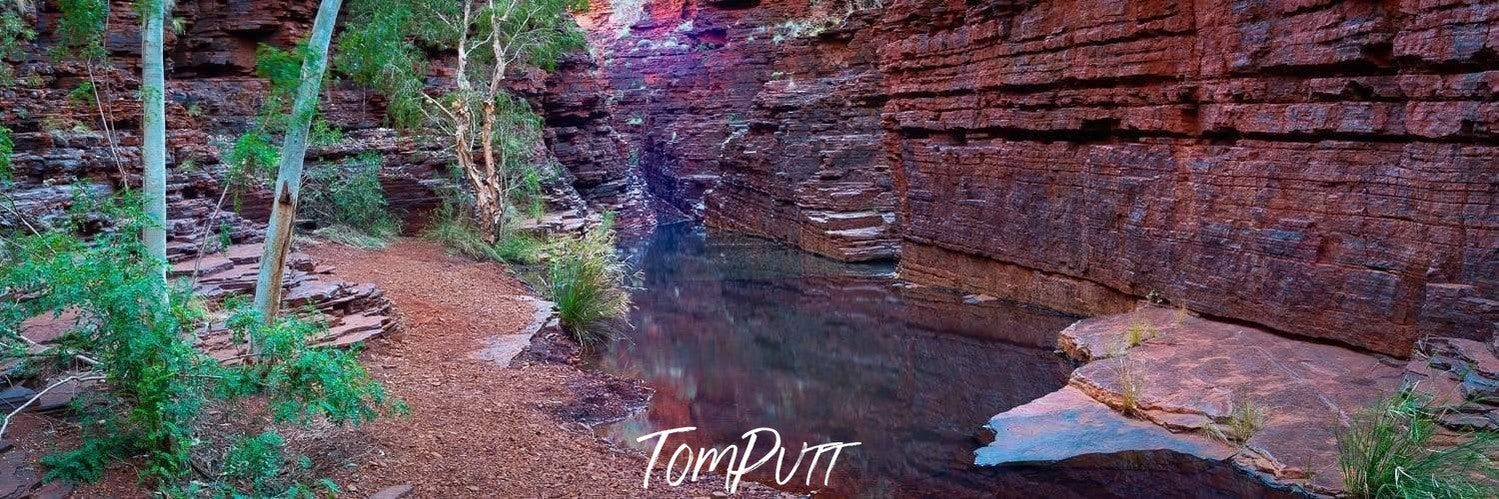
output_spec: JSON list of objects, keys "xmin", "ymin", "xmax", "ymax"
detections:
[
  {"xmin": 306, "ymin": 239, "xmax": 778, "ymax": 498},
  {"xmin": 23, "ymin": 239, "xmax": 780, "ymax": 498}
]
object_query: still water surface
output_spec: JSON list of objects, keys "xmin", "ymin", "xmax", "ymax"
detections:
[{"xmin": 591, "ymin": 222, "xmax": 1294, "ymax": 498}]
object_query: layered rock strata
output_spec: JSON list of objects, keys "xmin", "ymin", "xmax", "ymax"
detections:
[
  {"xmin": 1, "ymin": 0, "xmax": 637, "ymax": 236},
  {"xmin": 586, "ymin": 0, "xmax": 1497, "ymax": 354},
  {"xmin": 707, "ymin": 10, "xmax": 899, "ymax": 261},
  {"xmin": 878, "ymin": 0, "xmax": 1498, "ymax": 355}
]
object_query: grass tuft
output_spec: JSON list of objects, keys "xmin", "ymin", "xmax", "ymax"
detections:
[
  {"xmin": 1126, "ymin": 320, "xmax": 1157, "ymax": 347},
  {"xmin": 494, "ymin": 232, "xmax": 546, "ymax": 265},
  {"xmin": 1114, "ymin": 358, "xmax": 1148, "ymax": 417},
  {"xmin": 421, "ymin": 208, "xmax": 503, "ymax": 262},
  {"xmin": 1209, "ymin": 396, "xmax": 1267, "ymax": 445},
  {"xmin": 420, "ymin": 206, "xmax": 547, "ymax": 265},
  {"xmin": 1338, "ymin": 386, "xmax": 1499, "ymax": 498},
  {"xmin": 541, "ymin": 216, "xmax": 632, "ymax": 346}
]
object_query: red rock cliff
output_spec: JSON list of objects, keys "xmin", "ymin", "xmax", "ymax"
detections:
[
  {"xmin": 582, "ymin": 0, "xmax": 1497, "ymax": 355},
  {"xmin": 879, "ymin": 0, "xmax": 1496, "ymax": 355},
  {"xmin": 1, "ymin": 0, "xmax": 634, "ymax": 233}
]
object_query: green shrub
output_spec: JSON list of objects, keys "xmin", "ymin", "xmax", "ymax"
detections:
[
  {"xmin": 67, "ymin": 81, "xmax": 96, "ymax": 107},
  {"xmin": 0, "ymin": 6, "xmax": 36, "ymax": 85},
  {"xmin": 303, "ymin": 153, "xmax": 400, "ymax": 248},
  {"xmin": 1338, "ymin": 387, "xmax": 1499, "ymax": 498},
  {"xmin": 0, "ymin": 125, "xmax": 13, "ymax": 182},
  {"xmin": 224, "ymin": 130, "xmax": 281, "ymax": 180},
  {"xmin": 221, "ymin": 431, "xmax": 286, "ymax": 493},
  {"xmin": 495, "ymin": 232, "xmax": 546, "ymax": 265},
  {"xmin": 541, "ymin": 216, "xmax": 631, "ymax": 346},
  {"xmin": 309, "ymin": 117, "xmax": 344, "ymax": 147},
  {"xmin": 0, "ymin": 195, "xmax": 399, "ymax": 493},
  {"xmin": 255, "ymin": 43, "xmax": 306, "ymax": 94},
  {"xmin": 51, "ymin": 0, "xmax": 106, "ymax": 61}
]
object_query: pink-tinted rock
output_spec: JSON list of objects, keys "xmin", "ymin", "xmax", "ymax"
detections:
[
  {"xmin": 1036, "ymin": 306, "xmax": 1408, "ymax": 494},
  {"xmin": 876, "ymin": 0, "xmax": 1497, "ymax": 355},
  {"xmin": 584, "ymin": 0, "xmax": 1495, "ymax": 354},
  {"xmin": 977, "ymin": 385, "xmax": 1234, "ymax": 467}
]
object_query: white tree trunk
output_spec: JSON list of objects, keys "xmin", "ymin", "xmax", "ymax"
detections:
[
  {"xmin": 140, "ymin": 0, "xmax": 167, "ymax": 289},
  {"xmin": 252, "ymin": 0, "xmax": 344, "ymax": 324}
]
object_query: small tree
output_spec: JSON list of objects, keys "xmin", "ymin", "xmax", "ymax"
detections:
[
  {"xmin": 337, "ymin": 0, "xmax": 584, "ymax": 240},
  {"xmin": 251, "ymin": 0, "xmax": 344, "ymax": 323}
]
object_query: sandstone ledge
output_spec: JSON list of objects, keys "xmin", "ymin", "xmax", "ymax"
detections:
[{"xmin": 977, "ymin": 305, "xmax": 1408, "ymax": 495}]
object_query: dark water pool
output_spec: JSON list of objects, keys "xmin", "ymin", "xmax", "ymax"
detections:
[{"xmin": 590, "ymin": 222, "xmax": 1293, "ymax": 498}]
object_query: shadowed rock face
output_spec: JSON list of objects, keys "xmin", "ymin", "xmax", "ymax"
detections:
[{"xmin": 583, "ymin": 0, "xmax": 1497, "ymax": 355}]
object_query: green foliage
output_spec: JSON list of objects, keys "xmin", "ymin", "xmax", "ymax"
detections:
[
  {"xmin": 0, "ymin": 195, "xmax": 399, "ymax": 492},
  {"xmin": 0, "ymin": 125, "xmax": 13, "ymax": 183},
  {"xmin": 53, "ymin": 0, "xmax": 109, "ymax": 61},
  {"xmin": 228, "ymin": 41, "xmax": 344, "ymax": 186},
  {"xmin": 218, "ymin": 301, "xmax": 398, "ymax": 425},
  {"xmin": 1338, "ymin": 387, "xmax": 1499, "ymax": 498},
  {"xmin": 303, "ymin": 153, "xmax": 400, "ymax": 248},
  {"xmin": 68, "ymin": 81, "xmax": 96, "ymax": 106},
  {"xmin": 199, "ymin": 429, "xmax": 340, "ymax": 498},
  {"xmin": 0, "ymin": 4, "xmax": 35, "ymax": 85},
  {"xmin": 495, "ymin": 231, "xmax": 546, "ymax": 265},
  {"xmin": 1125, "ymin": 321, "xmax": 1156, "ymax": 348},
  {"xmin": 336, "ymin": 0, "xmax": 589, "ymax": 128},
  {"xmin": 309, "ymin": 117, "xmax": 343, "ymax": 147},
  {"xmin": 255, "ymin": 43, "xmax": 306, "ymax": 95},
  {"xmin": 222, "ymin": 431, "xmax": 286, "ymax": 493},
  {"xmin": 338, "ymin": 0, "xmax": 586, "ymax": 239},
  {"xmin": 541, "ymin": 215, "xmax": 631, "ymax": 346},
  {"xmin": 225, "ymin": 129, "xmax": 281, "ymax": 180},
  {"xmin": 40, "ymin": 436, "xmax": 121, "ymax": 483},
  {"xmin": 331, "ymin": 3, "xmax": 427, "ymax": 128},
  {"xmin": 420, "ymin": 202, "xmax": 546, "ymax": 265},
  {"xmin": 2, "ymin": 196, "xmax": 209, "ymax": 483}
]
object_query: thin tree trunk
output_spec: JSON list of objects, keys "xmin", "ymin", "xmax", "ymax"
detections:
[
  {"xmin": 140, "ymin": 0, "xmax": 167, "ymax": 290},
  {"xmin": 480, "ymin": 0, "xmax": 510, "ymax": 239},
  {"xmin": 452, "ymin": 1, "xmax": 506, "ymax": 242},
  {"xmin": 251, "ymin": 0, "xmax": 344, "ymax": 326}
]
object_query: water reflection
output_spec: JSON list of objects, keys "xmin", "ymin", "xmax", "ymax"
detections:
[{"xmin": 592, "ymin": 223, "xmax": 1296, "ymax": 498}]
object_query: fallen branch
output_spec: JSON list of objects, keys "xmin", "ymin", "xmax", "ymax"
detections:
[
  {"xmin": 187, "ymin": 182, "xmax": 233, "ymax": 289},
  {"xmin": 0, "ymin": 191, "xmax": 41, "ymax": 236},
  {"xmin": 0, "ymin": 374, "xmax": 106, "ymax": 440},
  {"xmin": 18, "ymin": 335, "xmax": 100, "ymax": 367}
]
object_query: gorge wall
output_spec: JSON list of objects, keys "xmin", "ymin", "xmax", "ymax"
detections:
[
  {"xmin": 2, "ymin": 0, "xmax": 1493, "ymax": 356},
  {"xmin": 581, "ymin": 0, "xmax": 1497, "ymax": 356},
  {"xmin": 1, "ymin": 0, "xmax": 637, "ymax": 235}
]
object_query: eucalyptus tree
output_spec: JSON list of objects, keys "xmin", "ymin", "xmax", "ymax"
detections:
[
  {"xmin": 140, "ymin": 0, "xmax": 167, "ymax": 288},
  {"xmin": 337, "ymin": 0, "xmax": 585, "ymax": 241},
  {"xmin": 251, "ymin": 0, "xmax": 344, "ymax": 322}
]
